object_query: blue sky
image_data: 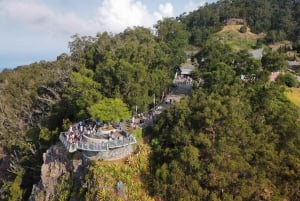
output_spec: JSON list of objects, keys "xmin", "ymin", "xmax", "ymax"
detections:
[{"xmin": 0, "ymin": 0, "xmax": 216, "ymax": 70}]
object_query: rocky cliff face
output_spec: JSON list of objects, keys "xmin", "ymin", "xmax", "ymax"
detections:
[{"xmin": 29, "ymin": 142, "xmax": 87, "ymax": 201}]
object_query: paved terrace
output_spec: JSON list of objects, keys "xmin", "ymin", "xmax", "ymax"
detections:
[
  {"xmin": 59, "ymin": 132, "xmax": 136, "ymax": 153},
  {"xmin": 59, "ymin": 123, "xmax": 137, "ymax": 153}
]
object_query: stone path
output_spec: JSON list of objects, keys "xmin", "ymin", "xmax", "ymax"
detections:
[{"xmin": 134, "ymin": 82, "xmax": 192, "ymax": 127}]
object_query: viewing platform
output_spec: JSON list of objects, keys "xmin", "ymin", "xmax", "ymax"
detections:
[
  {"xmin": 59, "ymin": 132, "xmax": 136, "ymax": 153},
  {"xmin": 59, "ymin": 120, "xmax": 137, "ymax": 160}
]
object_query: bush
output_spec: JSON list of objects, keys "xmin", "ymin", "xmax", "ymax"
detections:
[
  {"xmin": 265, "ymin": 30, "xmax": 287, "ymax": 43},
  {"xmin": 293, "ymin": 39, "xmax": 300, "ymax": 53},
  {"xmin": 239, "ymin": 25, "xmax": 247, "ymax": 33},
  {"xmin": 255, "ymin": 38, "xmax": 264, "ymax": 48},
  {"xmin": 130, "ymin": 128, "xmax": 143, "ymax": 142},
  {"xmin": 276, "ymin": 73, "xmax": 299, "ymax": 87}
]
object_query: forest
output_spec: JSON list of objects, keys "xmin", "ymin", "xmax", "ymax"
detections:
[
  {"xmin": 179, "ymin": 0, "xmax": 300, "ymax": 46},
  {"xmin": 0, "ymin": 0, "xmax": 300, "ymax": 200},
  {"xmin": 150, "ymin": 41, "xmax": 300, "ymax": 200}
]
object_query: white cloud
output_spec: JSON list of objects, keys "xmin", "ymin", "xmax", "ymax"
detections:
[
  {"xmin": 0, "ymin": 0, "xmax": 177, "ymax": 36},
  {"xmin": 0, "ymin": 0, "xmax": 180, "ymax": 69},
  {"xmin": 153, "ymin": 2, "xmax": 174, "ymax": 20},
  {"xmin": 0, "ymin": 0, "xmax": 92, "ymax": 36},
  {"xmin": 156, "ymin": 3, "xmax": 174, "ymax": 18},
  {"xmin": 94, "ymin": 0, "xmax": 154, "ymax": 33},
  {"xmin": 94, "ymin": 0, "xmax": 175, "ymax": 33},
  {"xmin": 184, "ymin": 1, "xmax": 208, "ymax": 13}
]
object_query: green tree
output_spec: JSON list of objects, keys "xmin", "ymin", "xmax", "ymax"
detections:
[
  {"xmin": 239, "ymin": 25, "xmax": 247, "ymax": 33},
  {"xmin": 39, "ymin": 127, "xmax": 59, "ymax": 145},
  {"xmin": 255, "ymin": 38, "xmax": 264, "ymax": 48},
  {"xmin": 293, "ymin": 39, "xmax": 300, "ymax": 53},
  {"xmin": 276, "ymin": 73, "xmax": 299, "ymax": 87},
  {"xmin": 61, "ymin": 67, "xmax": 102, "ymax": 120},
  {"xmin": 92, "ymin": 26, "xmax": 173, "ymax": 112},
  {"xmin": 88, "ymin": 98, "xmax": 131, "ymax": 122},
  {"xmin": 261, "ymin": 50, "xmax": 287, "ymax": 72},
  {"xmin": 7, "ymin": 169, "xmax": 25, "ymax": 201},
  {"xmin": 195, "ymin": 40, "xmax": 235, "ymax": 71},
  {"xmin": 150, "ymin": 38, "xmax": 300, "ymax": 200},
  {"xmin": 265, "ymin": 30, "xmax": 287, "ymax": 43},
  {"xmin": 201, "ymin": 62, "xmax": 240, "ymax": 94},
  {"xmin": 155, "ymin": 18, "xmax": 190, "ymax": 67}
]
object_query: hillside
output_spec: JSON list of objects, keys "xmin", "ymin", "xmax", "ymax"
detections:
[
  {"xmin": 1, "ymin": 0, "xmax": 300, "ymax": 200},
  {"xmin": 83, "ymin": 143, "xmax": 153, "ymax": 201},
  {"xmin": 29, "ymin": 141, "xmax": 155, "ymax": 201},
  {"xmin": 180, "ymin": 0, "xmax": 300, "ymax": 46},
  {"xmin": 212, "ymin": 25, "xmax": 265, "ymax": 50},
  {"xmin": 0, "ymin": 21, "xmax": 189, "ymax": 200},
  {"xmin": 150, "ymin": 42, "xmax": 300, "ymax": 200},
  {"xmin": 285, "ymin": 87, "xmax": 300, "ymax": 106}
]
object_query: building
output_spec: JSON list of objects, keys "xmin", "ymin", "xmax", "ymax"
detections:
[
  {"xmin": 175, "ymin": 65, "xmax": 195, "ymax": 78},
  {"xmin": 173, "ymin": 65, "xmax": 195, "ymax": 88}
]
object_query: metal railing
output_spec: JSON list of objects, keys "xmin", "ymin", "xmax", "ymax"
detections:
[{"xmin": 59, "ymin": 132, "xmax": 137, "ymax": 153}]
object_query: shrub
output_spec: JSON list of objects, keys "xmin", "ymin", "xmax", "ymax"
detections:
[
  {"xmin": 293, "ymin": 39, "xmax": 300, "ymax": 53},
  {"xmin": 276, "ymin": 73, "xmax": 299, "ymax": 87},
  {"xmin": 239, "ymin": 25, "xmax": 247, "ymax": 33},
  {"xmin": 255, "ymin": 38, "xmax": 264, "ymax": 48}
]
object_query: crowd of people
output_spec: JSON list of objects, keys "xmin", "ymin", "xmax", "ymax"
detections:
[
  {"xmin": 64, "ymin": 120, "xmax": 130, "ymax": 144},
  {"xmin": 65, "ymin": 126, "xmax": 82, "ymax": 144},
  {"xmin": 65, "ymin": 120, "xmax": 105, "ymax": 144},
  {"xmin": 174, "ymin": 75, "xmax": 193, "ymax": 86}
]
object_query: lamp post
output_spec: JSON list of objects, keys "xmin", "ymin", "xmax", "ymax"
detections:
[{"xmin": 135, "ymin": 105, "xmax": 137, "ymax": 117}]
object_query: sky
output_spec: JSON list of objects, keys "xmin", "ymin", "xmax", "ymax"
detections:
[{"xmin": 0, "ymin": 0, "xmax": 216, "ymax": 70}]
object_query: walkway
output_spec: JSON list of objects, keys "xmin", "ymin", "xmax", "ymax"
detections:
[
  {"xmin": 134, "ymin": 79, "xmax": 192, "ymax": 127},
  {"xmin": 59, "ymin": 132, "xmax": 136, "ymax": 153}
]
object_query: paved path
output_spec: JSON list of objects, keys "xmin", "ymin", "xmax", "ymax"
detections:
[{"xmin": 134, "ymin": 82, "xmax": 192, "ymax": 127}]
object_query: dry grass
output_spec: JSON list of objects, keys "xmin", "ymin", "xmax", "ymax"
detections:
[
  {"xmin": 285, "ymin": 87, "xmax": 300, "ymax": 106},
  {"xmin": 219, "ymin": 25, "xmax": 262, "ymax": 40},
  {"xmin": 0, "ymin": 146, "xmax": 4, "ymax": 160},
  {"xmin": 269, "ymin": 40, "xmax": 293, "ymax": 51},
  {"xmin": 213, "ymin": 25, "xmax": 264, "ymax": 50}
]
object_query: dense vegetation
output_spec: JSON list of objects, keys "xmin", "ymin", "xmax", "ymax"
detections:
[
  {"xmin": 0, "ymin": 0, "xmax": 299, "ymax": 200},
  {"xmin": 179, "ymin": 0, "xmax": 300, "ymax": 46},
  {"xmin": 0, "ymin": 59, "xmax": 73, "ymax": 199},
  {"xmin": 0, "ymin": 18, "xmax": 189, "ymax": 200},
  {"xmin": 82, "ymin": 144, "xmax": 153, "ymax": 201},
  {"xmin": 150, "ymin": 42, "xmax": 300, "ymax": 200}
]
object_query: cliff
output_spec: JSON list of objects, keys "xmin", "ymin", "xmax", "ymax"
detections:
[{"xmin": 29, "ymin": 142, "xmax": 87, "ymax": 201}]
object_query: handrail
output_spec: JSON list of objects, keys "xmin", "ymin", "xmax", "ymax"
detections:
[{"xmin": 59, "ymin": 132, "xmax": 136, "ymax": 152}]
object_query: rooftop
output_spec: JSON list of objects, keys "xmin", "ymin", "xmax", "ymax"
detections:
[{"xmin": 180, "ymin": 66, "xmax": 195, "ymax": 75}]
